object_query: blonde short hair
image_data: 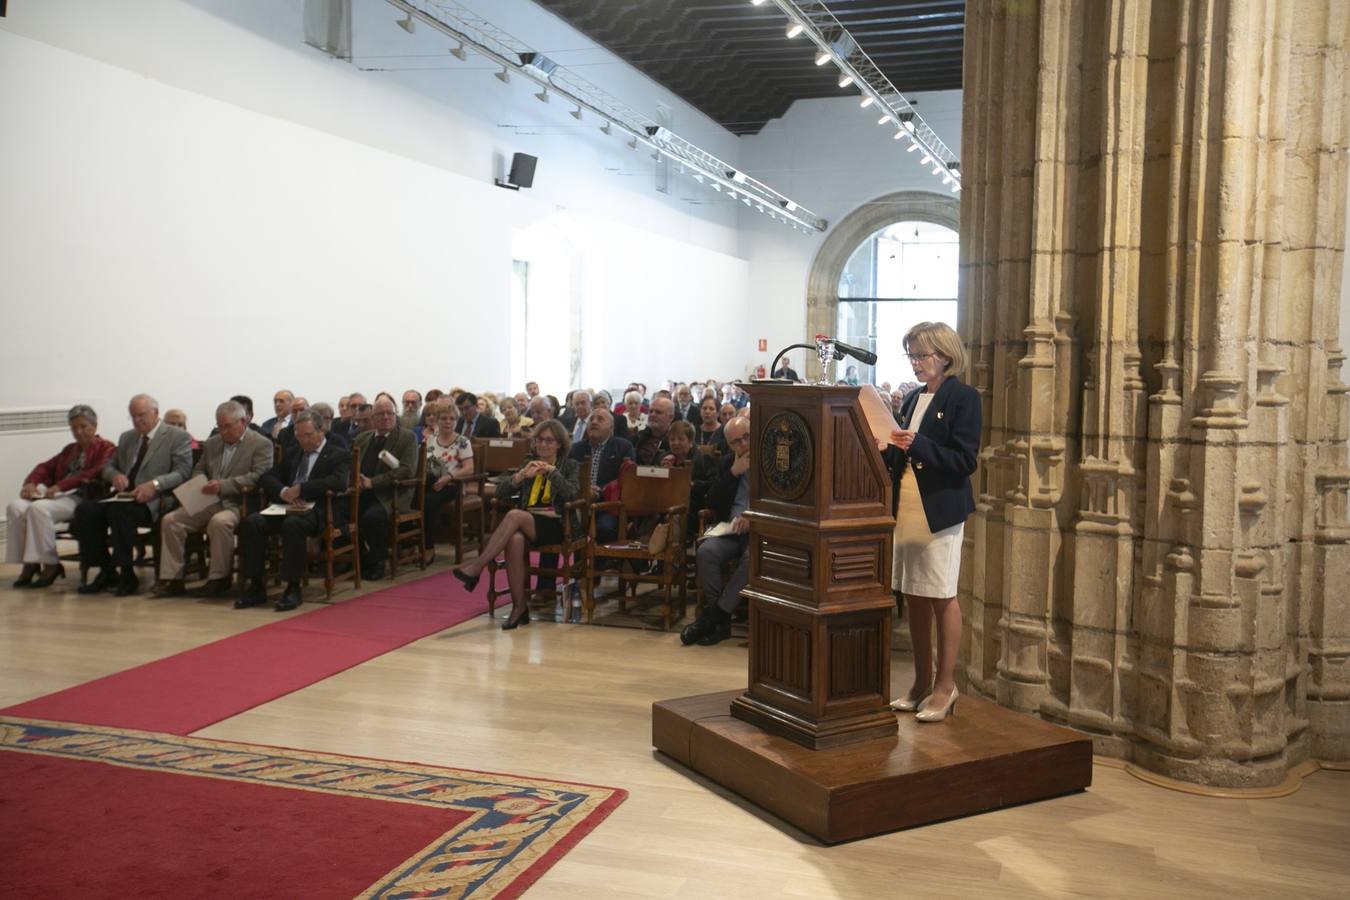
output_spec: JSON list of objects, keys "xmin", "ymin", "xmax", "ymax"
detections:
[{"xmin": 903, "ymin": 321, "xmax": 967, "ymax": 378}]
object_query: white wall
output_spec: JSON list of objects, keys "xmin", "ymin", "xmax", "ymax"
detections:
[
  {"xmin": 736, "ymin": 91, "xmax": 964, "ymax": 377},
  {"xmin": 0, "ymin": 0, "xmax": 756, "ymax": 442}
]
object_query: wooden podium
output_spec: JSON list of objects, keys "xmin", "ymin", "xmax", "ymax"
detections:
[
  {"xmin": 652, "ymin": 382, "xmax": 1094, "ymax": 843},
  {"xmin": 728, "ymin": 383, "xmax": 898, "ymax": 749}
]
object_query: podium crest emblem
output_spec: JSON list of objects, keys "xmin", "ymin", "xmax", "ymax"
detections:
[{"xmin": 760, "ymin": 411, "xmax": 813, "ymax": 500}]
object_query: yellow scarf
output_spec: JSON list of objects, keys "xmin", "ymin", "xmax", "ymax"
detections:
[{"xmin": 526, "ymin": 472, "xmax": 552, "ymax": 508}]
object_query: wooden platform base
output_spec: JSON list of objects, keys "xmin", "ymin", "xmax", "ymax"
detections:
[{"xmin": 653, "ymin": 689, "xmax": 1093, "ymax": 844}]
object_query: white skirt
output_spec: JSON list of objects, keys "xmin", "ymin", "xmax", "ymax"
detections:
[{"xmin": 892, "ymin": 465, "xmax": 964, "ymax": 597}]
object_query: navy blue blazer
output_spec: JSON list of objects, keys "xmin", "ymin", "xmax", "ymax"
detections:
[
  {"xmin": 569, "ymin": 436, "xmax": 635, "ymax": 488},
  {"xmin": 883, "ymin": 376, "xmax": 981, "ymax": 533}
]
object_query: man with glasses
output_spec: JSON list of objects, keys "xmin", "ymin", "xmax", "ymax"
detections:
[
  {"xmin": 74, "ymin": 393, "xmax": 193, "ymax": 596},
  {"xmin": 352, "ymin": 397, "xmax": 417, "ymax": 580},
  {"xmin": 236, "ymin": 410, "xmax": 351, "ymax": 611},
  {"xmin": 454, "ymin": 392, "xmax": 502, "ymax": 439},
  {"xmin": 681, "ymin": 416, "xmax": 752, "ymax": 647}
]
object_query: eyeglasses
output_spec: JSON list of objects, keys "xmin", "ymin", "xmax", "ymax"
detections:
[
  {"xmin": 905, "ymin": 352, "xmax": 938, "ymax": 362},
  {"xmin": 534, "ymin": 435, "xmax": 558, "ymax": 444}
]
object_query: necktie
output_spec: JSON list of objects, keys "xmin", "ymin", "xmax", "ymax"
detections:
[
  {"xmin": 126, "ymin": 435, "xmax": 150, "ymax": 484},
  {"xmin": 295, "ymin": 452, "xmax": 313, "ymax": 485}
]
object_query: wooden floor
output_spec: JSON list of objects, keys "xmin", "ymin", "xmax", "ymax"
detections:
[{"xmin": 2, "ymin": 559, "xmax": 1348, "ymax": 899}]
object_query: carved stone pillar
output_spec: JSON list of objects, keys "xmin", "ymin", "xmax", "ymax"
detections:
[{"xmin": 961, "ymin": 0, "xmax": 1350, "ymax": 787}]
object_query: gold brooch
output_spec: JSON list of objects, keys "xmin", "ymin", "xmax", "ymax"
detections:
[{"xmin": 936, "ymin": 411, "xmax": 944, "ymax": 420}]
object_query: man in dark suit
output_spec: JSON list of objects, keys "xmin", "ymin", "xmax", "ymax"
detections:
[
  {"xmin": 332, "ymin": 391, "xmax": 366, "ymax": 441},
  {"xmin": 352, "ymin": 397, "xmax": 418, "ymax": 580},
  {"xmin": 74, "ymin": 393, "xmax": 193, "ymax": 596},
  {"xmin": 681, "ymin": 416, "xmax": 752, "ymax": 647},
  {"xmin": 259, "ymin": 390, "xmax": 295, "ymax": 440},
  {"xmin": 455, "ymin": 392, "xmax": 502, "ymax": 438},
  {"xmin": 634, "ymin": 396, "xmax": 676, "ymax": 466},
  {"xmin": 569, "ymin": 409, "xmax": 635, "ymax": 544},
  {"xmin": 559, "ymin": 390, "xmax": 593, "ymax": 445},
  {"xmin": 771, "ymin": 356, "xmax": 800, "ymax": 381},
  {"xmin": 674, "ymin": 384, "xmax": 700, "ymax": 425},
  {"xmin": 236, "ymin": 410, "xmax": 351, "ymax": 611}
]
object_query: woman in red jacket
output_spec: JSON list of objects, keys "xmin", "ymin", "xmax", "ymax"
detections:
[{"xmin": 7, "ymin": 405, "xmax": 116, "ymax": 588}]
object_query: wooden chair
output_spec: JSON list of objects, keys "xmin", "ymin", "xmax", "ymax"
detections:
[
  {"xmin": 486, "ymin": 457, "xmax": 592, "ymax": 621},
  {"xmin": 388, "ymin": 443, "xmax": 428, "ymax": 578},
  {"xmin": 309, "ymin": 444, "xmax": 362, "ymax": 599},
  {"xmin": 588, "ymin": 464, "xmax": 692, "ymax": 629},
  {"xmin": 475, "ymin": 437, "xmax": 532, "ymax": 530},
  {"xmin": 427, "ymin": 442, "xmax": 487, "ymax": 564}
]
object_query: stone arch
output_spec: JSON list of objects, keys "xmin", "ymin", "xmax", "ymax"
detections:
[{"xmin": 805, "ymin": 190, "xmax": 961, "ymax": 377}]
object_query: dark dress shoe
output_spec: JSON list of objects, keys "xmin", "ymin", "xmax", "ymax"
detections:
[
  {"xmin": 680, "ymin": 616, "xmax": 711, "ymax": 646},
  {"xmin": 149, "ymin": 579, "xmax": 186, "ymax": 598},
  {"xmin": 697, "ymin": 619, "xmax": 733, "ymax": 646},
  {"xmin": 12, "ymin": 564, "xmax": 39, "ymax": 588},
  {"xmin": 200, "ymin": 577, "xmax": 232, "ymax": 597},
  {"xmin": 233, "ymin": 585, "xmax": 268, "ymax": 609},
  {"xmin": 113, "ymin": 571, "xmax": 141, "ymax": 596},
  {"xmin": 502, "ymin": 606, "xmax": 531, "ymax": 630},
  {"xmin": 32, "ymin": 564, "xmax": 67, "ymax": 588},
  {"xmin": 450, "ymin": 567, "xmax": 481, "ymax": 592},
  {"xmin": 274, "ymin": 587, "xmax": 303, "ymax": 612},
  {"xmin": 364, "ymin": 561, "xmax": 386, "ymax": 582},
  {"xmin": 78, "ymin": 568, "xmax": 115, "ymax": 595}
]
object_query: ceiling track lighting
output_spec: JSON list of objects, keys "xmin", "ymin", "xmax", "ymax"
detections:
[
  {"xmin": 786, "ymin": 21, "xmax": 805, "ymax": 38},
  {"xmin": 535, "ymin": 88, "xmax": 549, "ymax": 103},
  {"xmin": 838, "ymin": 72, "xmax": 855, "ymax": 88},
  {"xmin": 814, "ymin": 50, "xmax": 831, "ymax": 66},
  {"xmin": 396, "ymin": 12, "xmax": 415, "ymax": 33},
  {"xmin": 859, "ymin": 96, "xmax": 875, "ymax": 109},
  {"xmin": 450, "ymin": 42, "xmax": 467, "ymax": 60},
  {"xmin": 570, "ymin": 106, "xmax": 583, "ymax": 120},
  {"xmin": 600, "ymin": 122, "xmax": 612, "ymax": 135},
  {"xmin": 494, "ymin": 67, "xmax": 510, "ymax": 83},
  {"xmin": 877, "ymin": 114, "xmax": 893, "ymax": 125}
]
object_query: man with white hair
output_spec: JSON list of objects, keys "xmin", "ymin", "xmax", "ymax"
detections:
[
  {"xmin": 559, "ymin": 390, "xmax": 593, "ymax": 445},
  {"xmin": 74, "ymin": 393, "xmax": 193, "ymax": 596},
  {"xmin": 151, "ymin": 400, "xmax": 272, "ymax": 598},
  {"xmin": 633, "ymin": 396, "xmax": 676, "ymax": 466}
]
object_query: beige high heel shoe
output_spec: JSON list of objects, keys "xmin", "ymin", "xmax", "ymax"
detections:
[
  {"xmin": 915, "ymin": 687, "xmax": 958, "ymax": 722},
  {"xmin": 889, "ymin": 691, "xmax": 931, "ymax": 712}
]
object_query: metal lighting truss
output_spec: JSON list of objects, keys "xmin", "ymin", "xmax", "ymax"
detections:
[
  {"xmin": 378, "ymin": 0, "xmax": 829, "ymax": 231},
  {"xmin": 760, "ymin": 0, "xmax": 961, "ymax": 190}
]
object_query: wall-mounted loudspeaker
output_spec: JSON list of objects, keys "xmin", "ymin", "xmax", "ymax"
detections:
[{"xmin": 496, "ymin": 153, "xmax": 538, "ymax": 191}]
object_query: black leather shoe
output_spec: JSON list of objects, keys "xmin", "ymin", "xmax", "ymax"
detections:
[
  {"xmin": 32, "ymin": 564, "xmax": 67, "ymax": 588},
  {"xmin": 502, "ymin": 606, "xmax": 531, "ymax": 630},
  {"xmin": 113, "ymin": 570, "xmax": 140, "ymax": 596},
  {"xmin": 697, "ymin": 619, "xmax": 733, "ymax": 646},
  {"xmin": 12, "ymin": 564, "xmax": 39, "ymax": 588},
  {"xmin": 200, "ymin": 577, "xmax": 232, "ymax": 597},
  {"xmin": 450, "ymin": 567, "xmax": 481, "ymax": 592},
  {"xmin": 364, "ymin": 561, "xmax": 386, "ymax": 582},
  {"xmin": 149, "ymin": 579, "xmax": 186, "ymax": 598},
  {"xmin": 274, "ymin": 586, "xmax": 303, "ymax": 612},
  {"xmin": 233, "ymin": 581, "xmax": 268, "ymax": 609},
  {"xmin": 680, "ymin": 616, "xmax": 712, "ymax": 646},
  {"xmin": 78, "ymin": 568, "xmax": 115, "ymax": 595}
]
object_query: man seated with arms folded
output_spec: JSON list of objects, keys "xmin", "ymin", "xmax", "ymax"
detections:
[
  {"xmin": 559, "ymin": 390, "xmax": 593, "ymax": 446},
  {"xmin": 150, "ymin": 400, "xmax": 272, "ymax": 598},
  {"xmin": 633, "ymin": 396, "xmax": 676, "ymax": 466},
  {"xmin": 74, "ymin": 394, "xmax": 193, "ymax": 596},
  {"xmin": 236, "ymin": 410, "xmax": 351, "ymax": 611},
  {"xmin": 497, "ymin": 396, "xmax": 532, "ymax": 437},
  {"xmin": 8, "ymin": 405, "xmax": 116, "ymax": 589},
  {"xmin": 569, "ymin": 407, "xmax": 634, "ymax": 544},
  {"xmin": 351, "ymin": 397, "xmax": 417, "ymax": 580},
  {"xmin": 422, "ymin": 399, "xmax": 475, "ymax": 565},
  {"xmin": 661, "ymin": 420, "xmax": 720, "ymax": 541},
  {"xmin": 454, "ymin": 392, "xmax": 502, "ymax": 439},
  {"xmin": 260, "ymin": 390, "xmax": 295, "ymax": 440},
  {"xmin": 680, "ymin": 416, "xmax": 751, "ymax": 647}
]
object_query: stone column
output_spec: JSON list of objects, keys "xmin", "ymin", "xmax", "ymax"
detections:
[{"xmin": 961, "ymin": 0, "xmax": 1349, "ymax": 787}]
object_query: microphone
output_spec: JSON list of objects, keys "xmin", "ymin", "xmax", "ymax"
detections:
[{"xmin": 833, "ymin": 340, "xmax": 878, "ymax": 366}]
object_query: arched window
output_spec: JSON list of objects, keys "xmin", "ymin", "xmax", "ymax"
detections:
[{"xmin": 836, "ymin": 220, "xmax": 958, "ymax": 388}]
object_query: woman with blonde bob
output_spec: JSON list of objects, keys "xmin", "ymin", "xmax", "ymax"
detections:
[{"xmin": 883, "ymin": 321, "xmax": 981, "ymax": 723}]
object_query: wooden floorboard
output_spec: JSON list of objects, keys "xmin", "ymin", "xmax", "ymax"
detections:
[{"xmin": 2, "ymin": 559, "xmax": 1348, "ymax": 898}]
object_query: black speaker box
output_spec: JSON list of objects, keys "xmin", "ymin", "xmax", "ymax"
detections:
[{"xmin": 508, "ymin": 153, "xmax": 538, "ymax": 188}]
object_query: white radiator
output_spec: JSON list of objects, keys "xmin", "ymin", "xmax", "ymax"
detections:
[{"xmin": 0, "ymin": 406, "xmax": 74, "ymax": 546}]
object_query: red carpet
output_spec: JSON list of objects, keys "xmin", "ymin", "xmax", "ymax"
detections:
[
  {"xmin": 2, "ymin": 571, "xmax": 485, "ymax": 734},
  {"xmin": 2, "ymin": 718, "xmax": 627, "ymax": 899}
]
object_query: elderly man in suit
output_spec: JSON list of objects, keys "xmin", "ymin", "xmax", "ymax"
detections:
[
  {"xmin": 559, "ymin": 390, "xmax": 593, "ymax": 445},
  {"xmin": 569, "ymin": 408, "xmax": 634, "ymax": 545},
  {"xmin": 454, "ymin": 392, "xmax": 502, "ymax": 439},
  {"xmin": 236, "ymin": 410, "xmax": 351, "ymax": 611},
  {"xmin": 74, "ymin": 393, "xmax": 193, "ymax": 596},
  {"xmin": 352, "ymin": 397, "xmax": 418, "ymax": 581},
  {"xmin": 633, "ymin": 396, "xmax": 676, "ymax": 466},
  {"xmin": 150, "ymin": 400, "xmax": 272, "ymax": 598},
  {"xmin": 259, "ymin": 390, "xmax": 295, "ymax": 440}
]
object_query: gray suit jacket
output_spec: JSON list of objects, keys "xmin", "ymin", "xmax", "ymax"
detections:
[
  {"xmin": 194, "ymin": 428, "xmax": 273, "ymax": 509},
  {"xmin": 102, "ymin": 424, "xmax": 194, "ymax": 521},
  {"xmin": 353, "ymin": 425, "xmax": 418, "ymax": 516}
]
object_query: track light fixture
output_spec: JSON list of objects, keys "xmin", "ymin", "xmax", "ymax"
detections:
[
  {"xmin": 877, "ymin": 114, "xmax": 892, "ymax": 125},
  {"xmin": 859, "ymin": 95, "xmax": 875, "ymax": 108},
  {"xmin": 396, "ymin": 12, "xmax": 415, "ymax": 33},
  {"xmin": 600, "ymin": 122, "xmax": 612, "ymax": 135},
  {"xmin": 786, "ymin": 21, "xmax": 804, "ymax": 38},
  {"xmin": 535, "ymin": 88, "xmax": 549, "ymax": 103},
  {"xmin": 815, "ymin": 50, "xmax": 831, "ymax": 66},
  {"xmin": 570, "ymin": 106, "xmax": 583, "ymax": 120},
  {"xmin": 838, "ymin": 72, "xmax": 855, "ymax": 89},
  {"xmin": 494, "ymin": 67, "xmax": 510, "ymax": 83},
  {"xmin": 899, "ymin": 111, "xmax": 916, "ymax": 132},
  {"xmin": 450, "ymin": 42, "xmax": 467, "ymax": 60}
]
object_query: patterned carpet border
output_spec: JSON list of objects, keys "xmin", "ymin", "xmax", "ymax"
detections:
[{"xmin": 1, "ymin": 716, "xmax": 627, "ymax": 899}]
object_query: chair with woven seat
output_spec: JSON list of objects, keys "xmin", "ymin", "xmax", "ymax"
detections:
[{"xmin": 587, "ymin": 463, "xmax": 692, "ymax": 629}]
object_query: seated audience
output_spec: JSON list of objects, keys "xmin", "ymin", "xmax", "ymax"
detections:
[
  {"xmin": 8, "ymin": 405, "xmax": 116, "ymax": 589},
  {"xmin": 352, "ymin": 398, "xmax": 418, "ymax": 580},
  {"xmin": 513, "ymin": 390, "xmax": 530, "ymax": 409},
  {"xmin": 163, "ymin": 409, "xmax": 199, "ymax": 450},
  {"xmin": 455, "ymin": 392, "xmax": 502, "ymax": 438},
  {"xmin": 307, "ymin": 402, "xmax": 348, "ymax": 449},
  {"xmin": 333, "ymin": 391, "xmax": 366, "ymax": 440},
  {"xmin": 724, "ymin": 383, "xmax": 749, "ymax": 409},
  {"xmin": 592, "ymin": 390, "xmax": 628, "ymax": 440},
  {"xmin": 338, "ymin": 395, "xmax": 350, "ymax": 421},
  {"xmin": 560, "ymin": 390, "xmax": 592, "ymax": 445},
  {"xmin": 674, "ymin": 383, "xmax": 700, "ymax": 424},
  {"xmin": 662, "ymin": 420, "xmax": 719, "ymax": 539},
  {"xmin": 400, "ymin": 389, "xmax": 423, "ymax": 430},
  {"xmin": 498, "ymin": 397, "xmax": 532, "ymax": 437},
  {"xmin": 695, "ymin": 396, "xmax": 723, "ymax": 447},
  {"xmin": 451, "ymin": 419, "xmax": 580, "ymax": 630},
  {"xmin": 719, "ymin": 402, "xmax": 737, "ymax": 426},
  {"xmin": 422, "ymin": 399, "xmax": 475, "ymax": 564},
  {"xmin": 260, "ymin": 390, "xmax": 295, "ymax": 440},
  {"xmin": 151, "ymin": 400, "xmax": 272, "ymax": 598},
  {"xmin": 74, "ymin": 394, "xmax": 193, "ymax": 596},
  {"xmin": 546, "ymin": 394, "xmax": 562, "ymax": 419},
  {"xmin": 353, "ymin": 402, "xmax": 375, "ymax": 434},
  {"xmin": 525, "ymin": 396, "xmax": 553, "ymax": 430},
  {"xmin": 569, "ymin": 408, "xmax": 634, "ymax": 544},
  {"xmin": 633, "ymin": 396, "xmax": 676, "ymax": 465},
  {"xmin": 478, "ymin": 394, "xmax": 500, "ymax": 422},
  {"xmin": 525, "ymin": 381, "xmax": 541, "ymax": 400},
  {"xmin": 680, "ymin": 416, "xmax": 752, "ymax": 646},
  {"xmin": 621, "ymin": 390, "xmax": 648, "ymax": 434},
  {"xmin": 237, "ymin": 410, "xmax": 351, "ymax": 611}
]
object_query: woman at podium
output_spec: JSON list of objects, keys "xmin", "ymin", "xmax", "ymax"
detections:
[{"xmin": 883, "ymin": 322, "xmax": 981, "ymax": 723}]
